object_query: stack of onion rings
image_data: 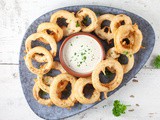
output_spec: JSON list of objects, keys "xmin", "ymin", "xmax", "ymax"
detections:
[{"xmin": 23, "ymin": 8, "xmax": 143, "ymax": 108}]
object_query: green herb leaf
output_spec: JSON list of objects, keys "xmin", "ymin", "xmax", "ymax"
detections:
[
  {"xmin": 77, "ymin": 64, "xmax": 80, "ymax": 67},
  {"xmin": 153, "ymin": 55, "xmax": 160, "ymax": 68},
  {"xmin": 83, "ymin": 56, "xmax": 87, "ymax": 60},
  {"xmin": 123, "ymin": 51, "xmax": 129, "ymax": 56},
  {"xmin": 76, "ymin": 21, "xmax": 80, "ymax": 27},
  {"xmin": 112, "ymin": 100, "xmax": 130, "ymax": 117},
  {"xmin": 82, "ymin": 16, "xmax": 90, "ymax": 24}
]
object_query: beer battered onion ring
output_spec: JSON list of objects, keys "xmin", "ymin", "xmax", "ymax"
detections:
[
  {"xmin": 106, "ymin": 47, "xmax": 134, "ymax": 73},
  {"xmin": 50, "ymin": 10, "xmax": 81, "ymax": 36},
  {"xmin": 49, "ymin": 73, "xmax": 77, "ymax": 108},
  {"xmin": 114, "ymin": 24, "xmax": 143, "ymax": 54},
  {"xmin": 37, "ymin": 22, "xmax": 63, "ymax": 43},
  {"xmin": 37, "ymin": 61, "xmax": 67, "ymax": 93},
  {"xmin": 76, "ymin": 8, "xmax": 98, "ymax": 32},
  {"xmin": 25, "ymin": 46, "xmax": 53, "ymax": 75},
  {"xmin": 95, "ymin": 14, "xmax": 115, "ymax": 43},
  {"xmin": 33, "ymin": 82, "xmax": 53, "ymax": 106},
  {"xmin": 25, "ymin": 32, "xmax": 57, "ymax": 62},
  {"xmin": 110, "ymin": 14, "xmax": 132, "ymax": 33},
  {"xmin": 73, "ymin": 77, "xmax": 100, "ymax": 104},
  {"xmin": 92, "ymin": 59, "xmax": 123, "ymax": 92}
]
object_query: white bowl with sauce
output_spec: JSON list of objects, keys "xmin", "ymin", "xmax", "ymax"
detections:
[{"xmin": 59, "ymin": 32, "xmax": 105, "ymax": 77}]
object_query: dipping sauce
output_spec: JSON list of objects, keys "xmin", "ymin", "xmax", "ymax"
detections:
[{"xmin": 60, "ymin": 33, "xmax": 104, "ymax": 77}]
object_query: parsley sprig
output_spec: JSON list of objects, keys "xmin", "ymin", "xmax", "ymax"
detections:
[
  {"xmin": 153, "ymin": 55, "xmax": 160, "ymax": 68},
  {"xmin": 112, "ymin": 100, "xmax": 130, "ymax": 117}
]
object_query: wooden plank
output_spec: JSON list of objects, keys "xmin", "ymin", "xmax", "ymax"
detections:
[
  {"xmin": 0, "ymin": 65, "xmax": 160, "ymax": 119},
  {"xmin": 0, "ymin": 0, "xmax": 159, "ymax": 69}
]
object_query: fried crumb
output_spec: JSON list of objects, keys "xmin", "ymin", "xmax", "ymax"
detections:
[
  {"xmin": 13, "ymin": 73, "xmax": 18, "ymax": 78},
  {"xmin": 128, "ymin": 109, "xmax": 134, "ymax": 112},
  {"xmin": 132, "ymin": 79, "xmax": 138, "ymax": 82},
  {"xmin": 130, "ymin": 95, "xmax": 135, "ymax": 98},
  {"xmin": 149, "ymin": 112, "xmax": 157, "ymax": 115},
  {"xmin": 80, "ymin": 113, "xmax": 86, "ymax": 119}
]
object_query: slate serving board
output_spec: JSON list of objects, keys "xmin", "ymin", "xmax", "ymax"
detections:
[{"xmin": 19, "ymin": 5, "xmax": 155, "ymax": 120}]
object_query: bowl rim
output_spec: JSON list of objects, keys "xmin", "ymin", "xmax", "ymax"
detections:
[{"xmin": 59, "ymin": 32, "xmax": 105, "ymax": 77}]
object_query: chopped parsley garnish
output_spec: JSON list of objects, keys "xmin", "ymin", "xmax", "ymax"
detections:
[
  {"xmin": 70, "ymin": 43, "xmax": 73, "ymax": 46},
  {"xmin": 123, "ymin": 51, "xmax": 129, "ymax": 55},
  {"xmin": 81, "ymin": 52, "xmax": 85, "ymax": 55},
  {"xmin": 129, "ymin": 54, "xmax": 132, "ymax": 57},
  {"xmin": 77, "ymin": 64, "xmax": 80, "ymax": 67},
  {"xmin": 82, "ymin": 16, "xmax": 90, "ymax": 24},
  {"xmin": 81, "ymin": 45, "xmax": 83, "ymax": 47},
  {"xmin": 76, "ymin": 21, "xmax": 80, "ymax": 27},
  {"xmin": 74, "ymin": 53, "xmax": 77, "ymax": 55},
  {"xmin": 83, "ymin": 56, "xmax": 87, "ymax": 60},
  {"xmin": 153, "ymin": 55, "xmax": 160, "ymax": 68},
  {"xmin": 112, "ymin": 100, "xmax": 130, "ymax": 117}
]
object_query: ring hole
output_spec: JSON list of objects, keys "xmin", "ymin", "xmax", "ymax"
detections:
[
  {"xmin": 82, "ymin": 15, "xmax": 91, "ymax": 27},
  {"xmin": 104, "ymin": 27, "xmax": 109, "ymax": 33},
  {"xmin": 122, "ymin": 38, "xmax": 130, "ymax": 45},
  {"xmin": 39, "ymin": 90, "xmax": 50, "ymax": 99},
  {"xmin": 46, "ymin": 69, "xmax": 61, "ymax": 77},
  {"xmin": 120, "ymin": 20, "xmax": 125, "ymax": 25},
  {"xmin": 46, "ymin": 29, "xmax": 55, "ymax": 36},
  {"xmin": 118, "ymin": 54, "xmax": 128, "ymax": 65},
  {"xmin": 60, "ymin": 82, "xmax": 71, "ymax": 99},
  {"xmin": 32, "ymin": 40, "xmax": 51, "ymax": 51},
  {"xmin": 57, "ymin": 18, "xmax": 68, "ymax": 27},
  {"xmin": 99, "ymin": 68, "xmax": 116, "ymax": 84},
  {"xmin": 101, "ymin": 20, "xmax": 111, "ymax": 29},
  {"xmin": 83, "ymin": 84, "xmax": 94, "ymax": 99},
  {"xmin": 32, "ymin": 60, "xmax": 46, "ymax": 69}
]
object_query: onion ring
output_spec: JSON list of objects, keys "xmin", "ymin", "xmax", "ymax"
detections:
[
  {"xmin": 37, "ymin": 22, "xmax": 63, "ymax": 43},
  {"xmin": 106, "ymin": 47, "xmax": 120, "ymax": 59},
  {"xmin": 76, "ymin": 8, "xmax": 98, "ymax": 32},
  {"xmin": 25, "ymin": 46, "xmax": 53, "ymax": 75},
  {"xmin": 73, "ymin": 77, "xmax": 100, "ymax": 104},
  {"xmin": 37, "ymin": 61, "xmax": 67, "ymax": 93},
  {"xmin": 114, "ymin": 24, "xmax": 143, "ymax": 54},
  {"xmin": 110, "ymin": 14, "xmax": 132, "ymax": 33},
  {"xmin": 106, "ymin": 47, "xmax": 134, "ymax": 73},
  {"xmin": 92, "ymin": 59, "xmax": 123, "ymax": 92},
  {"xmin": 49, "ymin": 73, "xmax": 77, "ymax": 108},
  {"xmin": 33, "ymin": 82, "xmax": 53, "ymax": 106},
  {"xmin": 50, "ymin": 10, "xmax": 81, "ymax": 36},
  {"xmin": 25, "ymin": 32, "xmax": 57, "ymax": 62},
  {"xmin": 95, "ymin": 14, "xmax": 115, "ymax": 43}
]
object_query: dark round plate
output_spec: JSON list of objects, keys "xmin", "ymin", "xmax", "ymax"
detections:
[{"xmin": 19, "ymin": 5, "xmax": 155, "ymax": 120}]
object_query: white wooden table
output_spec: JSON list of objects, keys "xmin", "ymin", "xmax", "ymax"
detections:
[{"xmin": 0, "ymin": 0, "xmax": 160, "ymax": 119}]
